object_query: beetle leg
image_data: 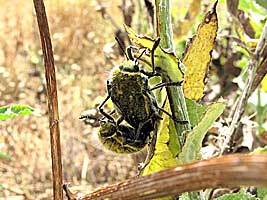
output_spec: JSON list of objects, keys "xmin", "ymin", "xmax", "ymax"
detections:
[
  {"xmin": 80, "ymin": 109, "xmax": 115, "ymax": 121},
  {"xmin": 157, "ymin": 107, "xmax": 188, "ymax": 125},
  {"xmin": 140, "ymin": 69, "xmax": 161, "ymax": 78},
  {"xmin": 133, "ymin": 118, "xmax": 153, "ymax": 143},
  {"xmin": 135, "ymin": 122, "xmax": 144, "ymax": 141},
  {"xmin": 151, "ymin": 37, "xmax": 161, "ymax": 75},
  {"xmin": 98, "ymin": 94, "xmax": 115, "ymax": 122},
  {"xmin": 79, "ymin": 114, "xmax": 98, "ymax": 120},
  {"xmin": 149, "ymin": 81, "xmax": 184, "ymax": 91},
  {"xmin": 116, "ymin": 116, "xmax": 124, "ymax": 126},
  {"xmin": 99, "ymin": 110, "xmax": 116, "ymax": 122},
  {"xmin": 136, "ymin": 49, "xmax": 146, "ymax": 61},
  {"xmin": 140, "ymin": 37, "xmax": 161, "ymax": 78}
]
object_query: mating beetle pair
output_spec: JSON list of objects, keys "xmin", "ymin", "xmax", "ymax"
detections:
[
  {"xmin": 98, "ymin": 120, "xmax": 147, "ymax": 153},
  {"xmin": 96, "ymin": 37, "xmax": 186, "ymax": 153}
]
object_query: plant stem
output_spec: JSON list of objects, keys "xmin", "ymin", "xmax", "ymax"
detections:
[
  {"xmin": 155, "ymin": 1, "xmax": 195, "ymax": 199},
  {"xmin": 63, "ymin": 154, "xmax": 267, "ymax": 200},
  {"xmin": 155, "ymin": 0, "xmax": 175, "ymax": 51},
  {"xmin": 221, "ymin": 21, "xmax": 267, "ymax": 154},
  {"xmin": 155, "ymin": 0, "xmax": 191, "ymax": 146},
  {"xmin": 33, "ymin": 1, "xmax": 63, "ymax": 199}
]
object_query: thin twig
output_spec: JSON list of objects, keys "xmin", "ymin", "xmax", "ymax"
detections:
[
  {"xmin": 221, "ymin": 21, "xmax": 267, "ymax": 154},
  {"xmin": 63, "ymin": 154, "xmax": 267, "ymax": 200},
  {"xmin": 33, "ymin": 1, "xmax": 63, "ymax": 199}
]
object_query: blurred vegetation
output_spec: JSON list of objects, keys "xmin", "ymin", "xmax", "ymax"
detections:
[
  {"xmin": 0, "ymin": 0, "xmax": 266, "ymax": 199},
  {"xmin": 0, "ymin": 1, "xmax": 141, "ymax": 199}
]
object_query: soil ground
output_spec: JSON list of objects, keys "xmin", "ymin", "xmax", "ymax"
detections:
[{"xmin": 0, "ymin": 1, "xmax": 144, "ymax": 199}]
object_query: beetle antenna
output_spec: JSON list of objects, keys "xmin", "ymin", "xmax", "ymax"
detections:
[
  {"xmin": 126, "ymin": 46, "xmax": 136, "ymax": 61},
  {"xmin": 135, "ymin": 49, "xmax": 146, "ymax": 65},
  {"xmin": 151, "ymin": 37, "xmax": 160, "ymax": 74},
  {"xmin": 115, "ymin": 37, "xmax": 130, "ymax": 60},
  {"xmin": 137, "ymin": 49, "xmax": 146, "ymax": 60}
]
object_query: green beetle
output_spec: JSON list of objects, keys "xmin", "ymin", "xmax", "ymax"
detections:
[
  {"xmin": 98, "ymin": 119, "xmax": 148, "ymax": 153},
  {"xmin": 99, "ymin": 38, "xmax": 185, "ymax": 143}
]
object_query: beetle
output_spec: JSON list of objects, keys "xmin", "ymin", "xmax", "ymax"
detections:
[
  {"xmin": 98, "ymin": 37, "xmax": 186, "ymax": 143},
  {"xmin": 98, "ymin": 119, "xmax": 148, "ymax": 153}
]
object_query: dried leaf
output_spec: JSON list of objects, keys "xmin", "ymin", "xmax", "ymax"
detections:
[
  {"xmin": 181, "ymin": 1, "xmax": 218, "ymax": 100},
  {"xmin": 226, "ymin": 0, "xmax": 239, "ymax": 16},
  {"xmin": 237, "ymin": 9, "xmax": 255, "ymax": 38},
  {"xmin": 144, "ymin": 0, "xmax": 154, "ymax": 26},
  {"xmin": 119, "ymin": 0, "xmax": 135, "ymax": 26},
  {"xmin": 253, "ymin": 48, "xmax": 267, "ymax": 92}
]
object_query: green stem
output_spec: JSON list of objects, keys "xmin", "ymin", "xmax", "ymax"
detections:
[
  {"xmin": 155, "ymin": 0, "xmax": 175, "ymax": 51},
  {"xmin": 155, "ymin": 1, "xmax": 198, "ymax": 200},
  {"xmin": 155, "ymin": 0, "xmax": 191, "ymax": 146}
]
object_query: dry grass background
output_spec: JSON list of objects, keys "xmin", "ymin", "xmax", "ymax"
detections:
[{"xmin": 0, "ymin": 0, "xmax": 145, "ymax": 199}]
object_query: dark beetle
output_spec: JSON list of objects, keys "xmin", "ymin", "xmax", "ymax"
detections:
[
  {"xmin": 98, "ymin": 119, "xmax": 147, "ymax": 153},
  {"xmin": 99, "ymin": 38, "xmax": 184, "ymax": 142}
]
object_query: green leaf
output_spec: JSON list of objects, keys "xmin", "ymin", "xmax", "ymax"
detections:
[
  {"xmin": 0, "ymin": 152, "xmax": 12, "ymax": 160},
  {"xmin": 252, "ymin": 146, "xmax": 267, "ymax": 154},
  {"xmin": 0, "ymin": 105, "xmax": 35, "ymax": 120},
  {"xmin": 215, "ymin": 189, "xmax": 256, "ymax": 200},
  {"xmin": 168, "ymin": 119, "xmax": 181, "ymax": 158},
  {"xmin": 185, "ymin": 98, "xmax": 207, "ymax": 127},
  {"xmin": 256, "ymin": 0, "xmax": 267, "ymax": 9},
  {"xmin": 238, "ymin": 0, "xmax": 266, "ymax": 37},
  {"xmin": 179, "ymin": 101, "xmax": 226, "ymax": 163},
  {"xmin": 257, "ymin": 187, "xmax": 267, "ymax": 200},
  {"xmin": 239, "ymin": 0, "xmax": 266, "ymax": 16},
  {"xmin": 179, "ymin": 193, "xmax": 190, "ymax": 200}
]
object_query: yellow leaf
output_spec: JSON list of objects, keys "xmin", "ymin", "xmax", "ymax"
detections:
[
  {"xmin": 124, "ymin": 24, "xmax": 155, "ymax": 49},
  {"xmin": 181, "ymin": 1, "xmax": 218, "ymax": 100},
  {"xmin": 141, "ymin": 101, "xmax": 179, "ymax": 176},
  {"xmin": 124, "ymin": 25, "xmax": 185, "ymax": 82},
  {"xmin": 261, "ymin": 74, "xmax": 267, "ymax": 92}
]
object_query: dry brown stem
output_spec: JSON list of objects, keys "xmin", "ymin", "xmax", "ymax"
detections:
[
  {"xmin": 33, "ymin": 0, "xmax": 63, "ymax": 199},
  {"xmin": 63, "ymin": 154, "xmax": 267, "ymax": 200},
  {"xmin": 221, "ymin": 21, "xmax": 267, "ymax": 154}
]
